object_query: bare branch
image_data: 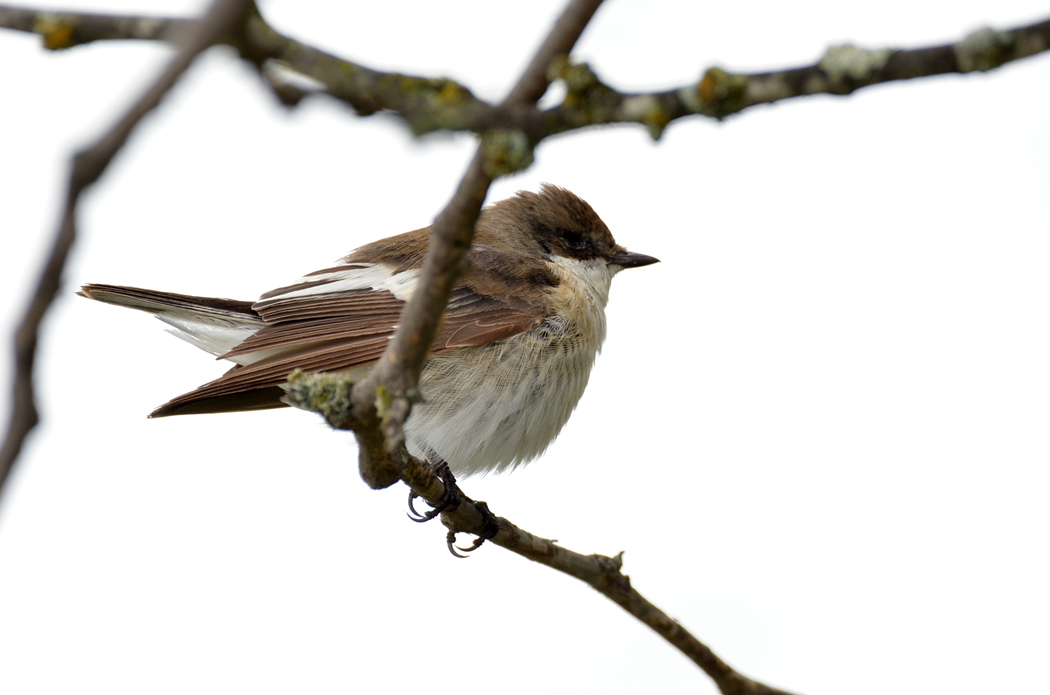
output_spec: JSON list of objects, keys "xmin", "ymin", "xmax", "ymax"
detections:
[
  {"xmin": 668, "ymin": 19, "xmax": 1050, "ymax": 122},
  {"xmin": 2, "ymin": 6, "xmax": 1047, "ymax": 139},
  {"xmin": 287, "ymin": 370, "xmax": 796, "ymax": 695},
  {"xmin": 0, "ymin": 0, "xmax": 256, "ymax": 495},
  {"xmin": 0, "ymin": 6, "xmax": 193, "ymax": 47}
]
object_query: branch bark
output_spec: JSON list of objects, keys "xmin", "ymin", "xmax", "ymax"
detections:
[
  {"xmin": 1, "ymin": 6, "xmax": 1047, "ymax": 139},
  {"xmin": 286, "ymin": 370, "xmax": 797, "ymax": 695}
]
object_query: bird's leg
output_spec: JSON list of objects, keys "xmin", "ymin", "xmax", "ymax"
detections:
[
  {"xmin": 407, "ymin": 453, "xmax": 462, "ymax": 522},
  {"xmin": 405, "ymin": 453, "xmax": 499, "ymax": 557}
]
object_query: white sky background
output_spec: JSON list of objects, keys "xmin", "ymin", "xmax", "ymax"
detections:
[{"xmin": 1, "ymin": 1, "xmax": 1049, "ymax": 693}]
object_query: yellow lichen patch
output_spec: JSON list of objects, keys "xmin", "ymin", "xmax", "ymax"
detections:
[
  {"xmin": 34, "ymin": 15, "xmax": 76, "ymax": 50},
  {"xmin": 693, "ymin": 67, "xmax": 749, "ymax": 118},
  {"xmin": 642, "ymin": 104, "xmax": 671, "ymax": 141},
  {"xmin": 436, "ymin": 80, "xmax": 469, "ymax": 105},
  {"xmin": 374, "ymin": 384, "xmax": 394, "ymax": 422},
  {"xmin": 697, "ymin": 69, "xmax": 721, "ymax": 104}
]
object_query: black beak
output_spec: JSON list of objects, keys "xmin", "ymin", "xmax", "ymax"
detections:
[{"xmin": 606, "ymin": 251, "xmax": 660, "ymax": 269}]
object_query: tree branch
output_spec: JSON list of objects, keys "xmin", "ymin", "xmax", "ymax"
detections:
[
  {"xmin": 2, "ymin": 6, "xmax": 1047, "ymax": 139},
  {"xmin": 341, "ymin": 0, "xmax": 605, "ymax": 489},
  {"xmin": 286, "ymin": 371, "xmax": 796, "ymax": 695},
  {"xmin": 0, "ymin": 0, "xmax": 256, "ymax": 495},
  {"xmin": 0, "ymin": 6, "xmax": 193, "ymax": 47}
]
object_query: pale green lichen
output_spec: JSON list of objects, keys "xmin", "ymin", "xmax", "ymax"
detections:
[
  {"xmin": 286, "ymin": 369, "xmax": 355, "ymax": 423},
  {"xmin": 548, "ymin": 57, "xmax": 633, "ymax": 131},
  {"xmin": 548, "ymin": 58, "xmax": 606, "ymax": 113},
  {"xmin": 481, "ymin": 129, "xmax": 534, "ymax": 178},
  {"xmin": 955, "ymin": 27, "xmax": 1013, "ymax": 72},
  {"xmin": 554, "ymin": 60, "xmax": 599, "ymax": 93},
  {"xmin": 819, "ymin": 44, "xmax": 893, "ymax": 81},
  {"xmin": 546, "ymin": 55, "xmax": 592, "ymax": 89},
  {"xmin": 676, "ymin": 83, "xmax": 704, "ymax": 114},
  {"xmin": 374, "ymin": 384, "xmax": 394, "ymax": 422}
]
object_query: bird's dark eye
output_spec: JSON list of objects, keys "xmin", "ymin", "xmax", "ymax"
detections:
[{"xmin": 559, "ymin": 229, "xmax": 586, "ymax": 250}]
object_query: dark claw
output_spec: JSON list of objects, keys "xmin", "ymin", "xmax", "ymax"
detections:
[
  {"xmin": 445, "ymin": 501, "xmax": 500, "ymax": 558},
  {"xmin": 447, "ymin": 529, "xmax": 470, "ymax": 558},
  {"xmin": 405, "ymin": 458, "xmax": 461, "ymax": 523},
  {"xmin": 406, "ymin": 490, "xmax": 431, "ymax": 522}
]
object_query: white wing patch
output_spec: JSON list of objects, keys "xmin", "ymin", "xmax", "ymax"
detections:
[
  {"xmin": 155, "ymin": 312, "xmax": 263, "ymax": 365},
  {"xmin": 270, "ymin": 263, "xmax": 420, "ymax": 302}
]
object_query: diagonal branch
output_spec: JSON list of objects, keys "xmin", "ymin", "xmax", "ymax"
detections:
[
  {"xmin": 346, "ymin": 0, "xmax": 606, "ymax": 488},
  {"xmin": 0, "ymin": 0, "xmax": 256, "ymax": 495},
  {"xmin": 287, "ymin": 370, "xmax": 797, "ymax": 695}
]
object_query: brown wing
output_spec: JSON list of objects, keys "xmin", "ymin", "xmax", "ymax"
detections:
[{"xmin": 150, "ymin": 286, "xmax": 546, "ymax": 418}]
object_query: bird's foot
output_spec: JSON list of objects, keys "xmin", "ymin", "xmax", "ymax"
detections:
[
  {"xmin": 407, "ymin": 458, "xmax": 461, "ymax": 522},
  {"xmin": 447, "ymin": 501, "xmax": 500, "ymax": 558}
]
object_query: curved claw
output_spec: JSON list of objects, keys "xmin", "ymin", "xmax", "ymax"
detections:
[
  {"xmin": 446, "ymin": 529, "xmax": 482, "ymax": 558},
  {"xmin": 407, "ymin": 490, "xmax": 438, "ymax": 523},
  {"xmin": 444, "ymin": 501, "xmax": 500, "ymax": 557},
  {"xmin": 406, "ymin": 489, "xmax": 457, "ymax": 523},
  {"xmin": 447, "ymin": 535, "xmax": 471, "ymax": 559},
  {"xmin": 406, "ymin": 460, "xmax": 462, "ymax": 523},
  {"xmin": 455, "ymin": 536, "xmax": 487, "ymax": 554}
]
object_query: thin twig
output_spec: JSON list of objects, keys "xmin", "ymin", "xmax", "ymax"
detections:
[
  {"xmin": 0, "ymin": 0, "xmax": 255, "ymax": 495},
  {"xmin": 0, "ymin": 6, "xmax": 193, "ymax": 46},
  {"xmin": 421, "ymin": 462, "xmax": 798, "ymax": 695}
]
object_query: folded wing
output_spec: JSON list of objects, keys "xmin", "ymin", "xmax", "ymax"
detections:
[{"xmin": 147, "ymin": 264, "xmax": 547, "ymax": 417}]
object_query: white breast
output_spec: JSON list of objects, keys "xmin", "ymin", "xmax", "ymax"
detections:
[{"xmin": 404, "ymin": 257, "xmax": 618, "ymax": 476}]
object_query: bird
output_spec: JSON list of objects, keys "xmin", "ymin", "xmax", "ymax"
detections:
[{"xmin": 79, "ymin": 185, "xmax": 659, "ymax": 477}]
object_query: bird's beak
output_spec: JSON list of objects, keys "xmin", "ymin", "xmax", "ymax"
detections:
[{"xmin": 606, "ymin": 251, "xmax": 660, "ymax": 269}]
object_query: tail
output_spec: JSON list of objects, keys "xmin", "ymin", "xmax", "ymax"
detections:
[
  {"xmin": 78, "ymin": 284, "xmax": 258, "ymax": 320},
  {"xmin": 79, "ymin": 284, "xmax": 288, "ymax": 417},
  {"xmin": 79, "ymin": 283, "xmax": 266, "ymax": 363}
]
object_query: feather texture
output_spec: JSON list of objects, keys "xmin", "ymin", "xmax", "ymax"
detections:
[{"xmin": 79, "ymin": 185, "xmax": 658, "ymax": 475}]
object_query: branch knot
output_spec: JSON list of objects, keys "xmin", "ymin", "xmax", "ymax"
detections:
[
  {"xmin": 480, "ymin": 129, "xmax": 534, "ymax": 178},
  {"xmin": 955, "ymin": 27, "xmax": 1014, "ymax": 72},
  {"xmin": 691, "ymin": 67, "xmax": 750, "ymax": 120}
]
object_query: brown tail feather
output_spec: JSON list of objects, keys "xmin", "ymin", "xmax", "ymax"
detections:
[
  {"xmin": 150, "ymin": 387, "xmax": 288, "ymax": 418},
  {"xmin": 79, "ymin": 284, "xmax": 258, "ymax": 318}
]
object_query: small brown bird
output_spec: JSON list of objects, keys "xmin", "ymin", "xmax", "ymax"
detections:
[{"xmin": 80, "ymin": 185, "xmax": 658, "ymax": 476}]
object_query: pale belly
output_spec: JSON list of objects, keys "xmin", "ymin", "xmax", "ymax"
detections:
[{"xmin": 404, "ymin": 324, "xmax": 600, "ymax": 476}]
